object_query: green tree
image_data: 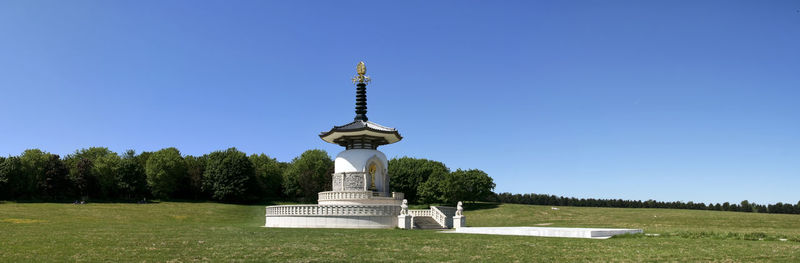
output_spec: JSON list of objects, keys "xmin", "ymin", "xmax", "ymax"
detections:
[
  {"xmin": 64, "ymin": 147, "xmax": 118, "ymax": 199},
  {"xmin": 135, "ymin": 151, "xmax": 152, "ymax": 169},
  {"xmin": 417, "ymin": 171, "xmax": 447, "ymax": 204},
  {"xmin": 17, "ymin": 149, "xmax": 72, "ymax": 199},
  {"xmin": 0, "ymin": 157, "xmax": 23, "ymax": 199},
  {"xmin": 388, "ymin": 157, "xmax": 449, "ymax": 203},
  {"xmin": 202, "ymin": 148, "xmax": 255, "ymax": 202},
  {"xmin": 116, "ymin": 150, "xmax": 148, "ymax": 200},
  {"xmin": 92, "ymin": 152, "xmax": 121, "ymax": 198},
  {"xmin": 740, "ymin": 200, "xmax": 753, "ymax": 213},
  {"xmin": 70, "ymin": 158, "xmax": 93, "ymax": 199},
  {"xmin": 442, "ymin": 170, "xmax": 470, "ymax": 204},
  {"xmin": 20, "ymin": 149, "xmax": 51, "ymax": 198},
  {"xmin": 145, "ymin": 147, "xmax": 186, "ymax": 199},
  {"xmin": 41, "ymin": 154, "xmax": 70, "ymax": 200},
  {"xmin": 0, "ymin": 157, "xmax": 6, "ymax": 196},
  {"xmin": 182, "ymin": 155, "xmax": 207, "ymax": 199},
  {"xmin": 250, "ymin": 153, "xmax": 286, "ymax": 199},
  {"xmin": 417, "ymin": 168, "xmax": 495, "ymax": 204},
  {"xmin": 459, "ymin": 169, "xmax": 495, "ymax": 203},
  {"xmin": 67, "ymin": 147, "xmax": 117, "ymax": 162},
  {"xmin": 283, "ymin": 149, "xmax": 333, "ymax": 202}
]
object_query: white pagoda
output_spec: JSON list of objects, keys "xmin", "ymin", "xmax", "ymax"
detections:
[{"xmin": 265, "ymin": 62, "xmax": 459, "ymax": 229}]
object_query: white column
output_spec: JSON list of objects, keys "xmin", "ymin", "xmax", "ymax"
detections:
[
  {"xmin": 453, "ymin": 215, "xmax": 466, "ymax": 229},
  {"xmin": 398, "ymin": 215, "xmax": 412, "ymax": 229}
]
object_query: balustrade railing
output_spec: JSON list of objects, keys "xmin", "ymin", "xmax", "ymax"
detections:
[
  {"xmin": 407, "ymin": 206, "xmax": 456, "ymax": 228},
  {"xmin": 430, "ymin": 206, "xmax": 452, "ymax": 228},
  {"xmin": 408, "ymin": 209, "xmax": 432, "ymax": 217},
  {"xmin": 318, "ymin": 191, "xmax": 403, "ymax": 201},
  {"xmin": 265, "ymin": 205, "xmax": 400, "ymax": 217},
  {"xmin": 318, "ymin": 191, "xmax": 371, "ymax": 201}
]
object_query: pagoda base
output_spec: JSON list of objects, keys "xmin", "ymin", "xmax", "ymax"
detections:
[
  {"xmin": 264, "ymin": 204, "xmax": 401, "ymax": 229},
  {"xmin": 265, "ymin": 190, "xmax": 404, "ymax": 229},
  {"xmin": 265, "ymin": 214, "xmax": 398, "ymax": 229}
]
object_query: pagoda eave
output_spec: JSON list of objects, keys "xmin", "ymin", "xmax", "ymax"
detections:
[{"xmin": 319, "ymin": 129, "xmax": 402, "ymax": 146}]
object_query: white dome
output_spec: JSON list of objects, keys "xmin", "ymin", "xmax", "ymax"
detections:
[{"xmin": 335, "ymin": 149, "xmax": 388, "ymax": 173}]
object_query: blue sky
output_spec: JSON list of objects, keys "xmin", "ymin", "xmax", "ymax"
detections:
[{"xmin": 1, "ymin": 1, "xmax": 798, "ymax": 204}]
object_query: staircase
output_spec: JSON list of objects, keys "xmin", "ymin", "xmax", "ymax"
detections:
[
  {"xmin": 412, "ymin": 216, "xmax": 444, "ymax": 229},
  {"xmin": 408, "ymin": 206, "xmax": 457, "ymax": 230}
]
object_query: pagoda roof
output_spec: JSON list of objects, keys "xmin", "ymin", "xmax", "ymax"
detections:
[{"xmin": 319, "ymin": 120, "xmax": 403, "ymax": 146}]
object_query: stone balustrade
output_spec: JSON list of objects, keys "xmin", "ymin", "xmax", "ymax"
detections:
[
  {"xmin": 318, "ymin": 191, "xmax": 404, "ymax": 201},
  {"xmin": 318, "ymin": 191, "xmax": 371, "ymax": 201},
  {"xmin": 431, "ymin": 206, "xmax": 455, "ymax": 228},
  {"xmin": 266, "ymin": 204, "xmax": 400, "ymax": 217},
  {"xmin": 407, "ymin": 206, "xmax": 456, "ymax": 228},
  {"xmin": 408, "ymin": 209, "xmax": 432, "ymax": 217},
  {"xmin": 434, "ymin": 206, "xmax": 456, "ymax": 217},
  {"xmin": 317, "ymin": 191, "xmax": 404, "ymax": 206}
]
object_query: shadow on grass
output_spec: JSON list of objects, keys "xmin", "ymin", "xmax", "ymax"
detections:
[{"xmin": 609, "ymin": 233, "xmax": 646, "ymax": 239}]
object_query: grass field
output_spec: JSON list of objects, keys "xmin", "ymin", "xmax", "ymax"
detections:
[{"xmin": 1, "ymin": 202, "xmax": 799, "ymax": 262}]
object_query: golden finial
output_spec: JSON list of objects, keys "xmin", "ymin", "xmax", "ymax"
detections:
[
  {"xmin": 357, "ymin": 61, "xmax": 366, "ymax": 75},
  {"xmin": 352, "ymin": 61, "xmax": 371, "ymax": 84}
]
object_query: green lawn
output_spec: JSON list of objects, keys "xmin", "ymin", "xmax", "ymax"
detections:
[{"xmin": 1, "ymin": 202, "xmax": 799, "ymax": 262}]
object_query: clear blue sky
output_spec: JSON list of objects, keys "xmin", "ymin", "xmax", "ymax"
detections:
[{"xmin": 1, "ymin": 1, "xmax": 798, "ymax": 204}]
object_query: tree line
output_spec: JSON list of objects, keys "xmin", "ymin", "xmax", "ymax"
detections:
[
  {"xmin": 389, "ymin": 157, "xmax": 495, "ymax": 204},
  {"xmin": 0, "ymin": 147, "xmax": 341, "ymax": 203},
  {"xmin": 491, "ymin": 192, "xmax": 800, "ymax": 215},
  {"xmin": 4, "ymin": 147, "xmax": 794, "ymax": 214},
  {"xmin": 0, "ymin": 148, "xmax": 495, "ymax": 204}
]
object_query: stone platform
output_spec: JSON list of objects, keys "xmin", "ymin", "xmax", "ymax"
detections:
[
  {"xmin": 265, "ymin": 191, "xmax": 408, "ymax": 229},
  {"xmin": 451, "ymin": 226, "xmax": 643, "ymax": 239},
  {"xmin": 265, "ymin": 204, "xmax": 401, "ymax": 229}
]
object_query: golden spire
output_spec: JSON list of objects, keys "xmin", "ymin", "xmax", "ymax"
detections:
[{"xmin": 352, "ymin": 61, "xmax": 371, "ymax": 84}]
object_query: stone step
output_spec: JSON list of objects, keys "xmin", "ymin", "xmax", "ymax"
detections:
[{"xmin": 413, "ymin": 216, "xmax": 444, "ymax": 229}]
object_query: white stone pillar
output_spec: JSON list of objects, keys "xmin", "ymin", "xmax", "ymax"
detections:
[
  {"xmin": 453, "ymin": 215, "xmax": 466, "ymax": 229},
  {"xmin": 398, "ymin": 215, "xmax": 412, "ymax": 229},
  {"xmin": 363, "ymin": 173, "xmax": 368, "ymax": 191}
]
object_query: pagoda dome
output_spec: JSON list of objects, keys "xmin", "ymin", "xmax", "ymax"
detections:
[{"xmin": 334, "ymin": 149, "xmax": 388, "ymax": 174}]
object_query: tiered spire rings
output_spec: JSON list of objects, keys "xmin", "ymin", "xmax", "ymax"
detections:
[{"xmin": 353, "ymin": 61, "xmax": 370, "ymax": 121}]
